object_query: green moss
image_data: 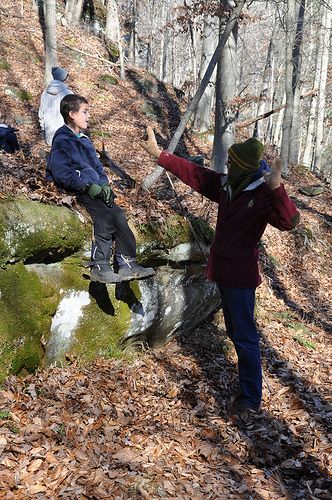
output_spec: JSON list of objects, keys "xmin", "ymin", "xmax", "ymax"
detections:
[
  {"xmin": 0, "ymin": 197, "xmax": 89, "ymax": 265},
  {"xmin": 101, "ymin": 75, "xmax": 118, "ymax": 86},
  {"xmin": 134, "ymin": 215, "xmax": 214, "ymax": 255},
  {"xmin": 4, "ymin": 88, "xmax": 33, "ymax": 101},
  {"xmin": 0, "ymin": 263, "xmax": 58, "ymax": 382},
  {"xmin": 72, "ymin": 281, "xmax": 135, "ymax": 361},
  {"xmin": 0, "ymin": 61, "xmax": 10, "ymax": 70},
  {"xmin": 108, "ymin": 43, "xmax": 119, "ymax": 61},
  {"xmin": 141, "ymin": 101, "xmax": 163, "ymax": 121},
  {"xmin": 190, "ymin": 219, "xmax": 215, "ymax": 245}
]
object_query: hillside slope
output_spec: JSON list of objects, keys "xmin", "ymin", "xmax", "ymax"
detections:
[{"xmin": 0, "ymin": 1, "xmax": 332, "ymax": 498}]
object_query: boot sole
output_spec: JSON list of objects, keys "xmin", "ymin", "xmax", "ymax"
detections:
[
  {"xmin": 90, "ymin": 274, "xmax": 123, "ymax": 284},
  {"xmin": 117, "ymin": 269, "xmax": 155, "ymax": 281}
]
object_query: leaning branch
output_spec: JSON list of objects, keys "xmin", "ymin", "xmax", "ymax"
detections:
[
  {"xmin": 236, "ymin": 87, "xmax": 320, "ymax": 129},
  {"xmin": 141, "ymin": 0, "xmax": 247, "ymax": 191}
]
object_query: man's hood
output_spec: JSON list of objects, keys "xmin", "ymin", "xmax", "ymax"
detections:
[{"xmin": 46, "ymin": 80, "xmax": 69, "ymax": 96}]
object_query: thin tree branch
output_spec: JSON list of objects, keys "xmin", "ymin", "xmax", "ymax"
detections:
[{"xmin": 237, "ymin": 87, "xmax": 320, "ymax": 129}]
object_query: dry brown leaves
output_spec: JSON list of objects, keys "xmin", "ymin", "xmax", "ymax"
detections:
[
  {"xmin": 1, "ymin": 0, "xmax": 332, "ymax": 498},
  {"xmin": 0, "ymin": 317, "xmax": 332, "ymax": 500}
]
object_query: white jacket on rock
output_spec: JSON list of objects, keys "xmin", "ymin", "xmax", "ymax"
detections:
[{"xmin": 38, "ymin": 80, "xmax": 73, "ymax": 146}]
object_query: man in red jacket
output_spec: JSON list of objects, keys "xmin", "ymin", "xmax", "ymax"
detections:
[{"xmin": 140, "ymin": 126, "xmax": 300, "ymax": 414}]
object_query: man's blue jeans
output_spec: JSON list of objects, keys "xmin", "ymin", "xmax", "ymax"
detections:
[{"xmin": 217, "ymin": 284, "xmax": 262, "ymax": 407}]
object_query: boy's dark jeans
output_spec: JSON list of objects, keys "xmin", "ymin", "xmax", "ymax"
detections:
[
  {"xmin": 217, "ymin": 283, "xmax": 262, "ymax": 408},
  {"xmin": 76, "ymin": 194, "xmax": 136, "ymax": 261}
]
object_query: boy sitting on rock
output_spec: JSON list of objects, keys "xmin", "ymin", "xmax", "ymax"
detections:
[{"xmin": 46, "ymin": 94, "xmax": 154, "ymax": 283}]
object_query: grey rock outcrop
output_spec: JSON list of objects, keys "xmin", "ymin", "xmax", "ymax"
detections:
[{"xmin": 0, "ymin": 197, "xmax": 219, "ymax": 379}]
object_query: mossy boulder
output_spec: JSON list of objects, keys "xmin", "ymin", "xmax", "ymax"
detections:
[
  {"xmin": 132, "ymin": 214, "xmax": 214, "ymax": 263},
  {"xmin": 135, "ymin": 78, "xmax": 158, "ymax": 94},
  {"xmin": 0, "ymin": 263, "xmax": 58, "ymax": 381},
  {"xmin": 299, "ymin": 185, "xmax": 325, "ymax": 196},
  {"xmin": 101, "ymin": 75, "xmax": 118, "ymax": 86},
  {"xmin": 0, "ymin": 61, "xmax": 11, "ymax": 70},
  {"xmin": 141, "ymin": 101, "xmax": 163, "ymax": 120},
  {"xmin": 27, "ymin": 256, "xmax": 135, "ymax": 371},
  {"xmin": 71, "ymin": 53, "xmax": 87, "ymax": 68},
  {"xmin": 4, "ymin": 88, "xmax": 33, "ymax": 101},
  {"xmin": 0, "ymin": 196, "xmax": 89, "ymax": 265},
  {"xmin": 0, "ymin": 198, "xmax": 218, "ymax": 381}
]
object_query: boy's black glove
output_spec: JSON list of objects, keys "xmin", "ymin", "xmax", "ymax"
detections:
[{"xmin": 100, "ymin": 184, "xmax": 115, "ymax": 208}]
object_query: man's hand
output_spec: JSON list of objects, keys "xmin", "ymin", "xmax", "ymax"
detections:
[
  {"xmin": 263, "ymin": 157, "xmax": 281, "ymax": 190},
  {"xmin": 139, "ymin": 126, "xmax": 162, "ymax": 159}
]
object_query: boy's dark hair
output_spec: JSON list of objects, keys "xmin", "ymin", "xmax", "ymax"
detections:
[{"xmin": 60, "ymin": 94, "xmax": 88, "ymax": 124}]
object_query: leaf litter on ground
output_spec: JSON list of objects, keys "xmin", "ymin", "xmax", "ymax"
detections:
[{"xmin": 0, "ymin": 0, "xmax": 332, "ymax": 498}]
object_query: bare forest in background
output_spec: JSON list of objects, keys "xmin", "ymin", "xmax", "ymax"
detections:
[
  {"xmin": 99, "ymin": 0, "xmax": 332, "ymax": 180},
  {"xmin": 12, "ymin": 0, "xmax": 332, "ymax": 179},
  {"xmin": 39, "ymin": 0, "xmax": 332, "ymax": 180}
]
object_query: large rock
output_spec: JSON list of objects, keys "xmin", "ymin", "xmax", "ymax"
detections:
[
  {"xmin": 0, "ymin": 196, "xmax": 88, "ymax": 264},
  {"xmin": 0, "ymin": 197, "xmax": 219, "ymax": 380}
]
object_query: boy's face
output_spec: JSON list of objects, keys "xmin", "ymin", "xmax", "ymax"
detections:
[{"xmin": 68, "ymin": 102, "xmax": 90, "ymax": 133}]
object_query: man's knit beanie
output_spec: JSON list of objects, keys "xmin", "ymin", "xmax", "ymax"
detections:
[
  {"xmin": 225, "ymin": 137, "xmax": 265, "ymax": 203},
  {"xmin": 51, "ymin": 67, "xmax": 68, "ymax": 82},
  {"xmin": 227, "ymin": 137, "xmax": 264, "ymax": 170}
]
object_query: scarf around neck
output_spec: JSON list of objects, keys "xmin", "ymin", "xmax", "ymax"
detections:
[{"xmin": 224, "ymin": 160, "xmax": 270, "ymax": 203}]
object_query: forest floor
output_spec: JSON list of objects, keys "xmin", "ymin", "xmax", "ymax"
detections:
[{"xmin": 0, "ymin": 0, "xmax": 332, "ymax": 499}]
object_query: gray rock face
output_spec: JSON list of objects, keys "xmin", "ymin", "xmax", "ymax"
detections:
[
  {"xmin": 121, "ymin": 264, "xmax": 220, "ymax": 348},
  {"xmin": 299, "ymin": 185, "xmax": 325, "ymax": 196},
  {"xmin": 0, "ymin": 197, "xmax": 219, "ymax": 377},
  {"xmin": 39, "ymin": 260, "xmax": 220, "ymax": 367}
]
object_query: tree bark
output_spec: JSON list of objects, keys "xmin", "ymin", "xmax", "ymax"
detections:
[
  {"xmin": 106, "ymin": 0, "xmax": 126, "ymax": 81},
  {"xmin": 44, "ymin": 0, "xmax": 57, "ymax": 85},
  {"xmin": 141, "ymin": 0, "xmax": 247, "ymax": 190},
  {"xmin": 106, "ymin": 0, "xmax": 119, "ymax": 42},
  {"xmin": 289, "ymin": 0, "xmax": 305, "ymax": 165},
  {"xmin": 280, "ymin": 0, "xmax": 296, "ymax": 174},
  {"xmin": 314, "ymin": 1, "xmax": 332, "ymax": 174},
  {"xmin": 65, "ymin": 0, "xmax": 84, "ymax": 26},
  {"xmin": 253, "ymin": 23, "xmax": 276, "ymax": 141},
  {"xmin": 128, "ymin": 0, "xmax": 137, "ymax": 66},
  {"xmin": 301, "ymin": 5, "xmax": 323, "ymax": 169},
  {"xmin": 210, "ymin": 0, "xmax": 238, "ymax": 173},
  {"xmin": 193, "ymin": 14, "xmax": 218, "ymax": 132}
]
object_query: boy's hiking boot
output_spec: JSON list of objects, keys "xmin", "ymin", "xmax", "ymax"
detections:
[
  {"xmin": 115, "ymin": 254, "xmax": 155, "ymax": 281},
  {"xmin": 89, "ymin": 261, "xmax": 123, "ymax": 283}
]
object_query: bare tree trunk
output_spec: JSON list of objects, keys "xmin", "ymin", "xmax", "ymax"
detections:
[
  {"xmin": 273, "ymin": 93, "xmax": 286, "ymax": 149},
  {"xmin": 210, "ymin": 0, "xmax": 238, "ymax": 173},
  {"xmin": 302, "ymin": 22, "xmax": 322, "ymax": 169},
  {"xmin": 128, "ymin": 0, "xmax": 137, "ymax": 66},
  {"xmin": 141, "ymin": 0, "xmax": 246, "ymax": 190},
  {"xmin": 162, "ymin": 6, "xmax": 170, "ymax": 82},
  {"xmin": 65, "ymin": 0, "xmax": 84, "ymax": 26},
  {"xmin": 106, "ymin": 0, "xmax": 126, "ymax": 81},
  {"xmin": 44, "ymin": 0, "xmax": 57, "ymax": 85},
  {"xmin": 185, "ymin": 0, "xmax": 197, "ymax": 88},
  {"xmin": 193, "ymin": 14, "xmax": 217, "ymax": 132},
  {"xmin": 253, "ymin": 23, "xmax": 276, "ymax": 141},
  {"xmin": 314, "ymin": 1, "xmax": 331, "ymax": 175},
  {"xmin": 280, "ymin": 0, "xmax": 296, "ymax": 174},
  {"xmin": 289, "ymin": 0, "xmax": 305, "ymax": 165},
  {"xmin": 106, "ymin": 0, "xmax": 119, "ymax": 42}
]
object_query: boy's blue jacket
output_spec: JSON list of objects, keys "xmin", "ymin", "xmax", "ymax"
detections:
[{"xmin": 46, "ymin": 125, "xmax": 108, "ymax": 192}]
